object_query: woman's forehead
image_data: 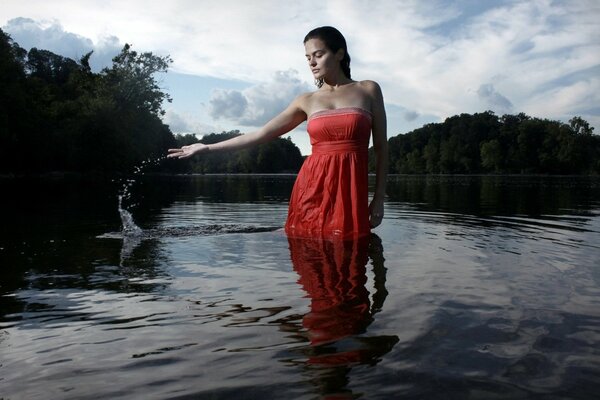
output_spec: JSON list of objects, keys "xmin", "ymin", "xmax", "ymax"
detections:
[{"xmin": 304, "ymin": 38, "xmax": 327, "ymax": 53}]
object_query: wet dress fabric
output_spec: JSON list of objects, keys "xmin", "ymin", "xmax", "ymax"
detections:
[{"xmin": 285, "ymin": 107, "xmax": 372, "ymax": 240}]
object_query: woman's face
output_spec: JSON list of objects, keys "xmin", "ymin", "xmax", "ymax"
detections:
[{"xmin": 304, "ymin": 38, "xmax": 342, "ymax": 81}]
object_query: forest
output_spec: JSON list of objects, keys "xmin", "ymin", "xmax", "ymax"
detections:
[
  {"xmin": 374, "ymin": 111, "xmax": 599, "ymax": 175},
  {"xmin": 0, "ymin": 29, "xmax": 303, "ymax": 176},
  {"xmin": 1, "ymin": 28, "xmax": 598, "ymax": 177},
  {"xmin": 173, "ymin": 131, "xmax": 304, "ymax": 174}
]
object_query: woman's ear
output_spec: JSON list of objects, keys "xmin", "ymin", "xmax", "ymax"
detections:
[{"xmin": 335, "ymin": 48, "xmax": 345, "ymax": 61}]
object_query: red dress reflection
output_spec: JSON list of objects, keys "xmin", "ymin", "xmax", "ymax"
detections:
[{"xmin": 288, "ymin": 234, "xmax": 395, "ymax": 366}]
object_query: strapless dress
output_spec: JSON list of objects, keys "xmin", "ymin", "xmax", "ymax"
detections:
[{"xmin": 285, "ymin": 107, "xmax": 372, "ymax": 240}]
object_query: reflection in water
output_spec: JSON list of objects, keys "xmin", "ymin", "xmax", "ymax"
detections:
[
  {"xmin": 288, "ymin": 234, "xmax": 398, "ymax": 398},
  {"xmin": 1, "ymin": 175, "xmax": 599, "ymax": 398},
  {"xmin": 107, "ymin": 225, "xmax": 282, "ymax": 266},
  {"xmin": 385, "ymin": 175, "xmax": 600, "ymax": 217}
]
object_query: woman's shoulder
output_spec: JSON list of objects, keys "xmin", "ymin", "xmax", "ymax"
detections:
[
  {"xmin": 356, "ymin": 80, "xmax": 382, "ymax": 93},
  {"xmin": 275, "ymin": 91, "xmax": 315, "ymax": 119},
  {"xmin": 292, "ymin": 91, "xmax": 318, "ymax": 112}
]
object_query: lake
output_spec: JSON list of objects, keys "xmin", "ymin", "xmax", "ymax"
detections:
[{"xmin": 1, "ymin": 174, "xmax": 599, "ymax": 399}]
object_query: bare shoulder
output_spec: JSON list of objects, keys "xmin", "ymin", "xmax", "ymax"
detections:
[
  {"xmin": 296, "ymin": 91, "xmax": 314, "ymax": 104},
  {"xmin": 357, "ymin": 80, "xmax": 385, "ymax": 117},
  {"xmin": 289, "ymin": 91, "xmax": 314, "ymax": 115},
  {"xmin": 357, "ymin": 80, "xmax": 383, "ymax": 97}
]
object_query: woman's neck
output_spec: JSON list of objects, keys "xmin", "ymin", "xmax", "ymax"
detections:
[{"xmin": 322, "ymin": 72, "xmax": 353, "ymax": 89}]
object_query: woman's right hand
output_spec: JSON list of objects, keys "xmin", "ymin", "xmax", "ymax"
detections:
[{"xmin": 167, "ymin": 143, "xmax": 209, "ymax": 159}]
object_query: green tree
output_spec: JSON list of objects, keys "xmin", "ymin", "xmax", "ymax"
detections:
[
  {"xmin": 480, "ymin": 139, "xmax": 502, "ymax": 173},
  {"xmin": 176, "ymin": 131, "xmax": 304, "ymax": 174},
  {"xmin": 0, "ymin": 36, "xmax": 177, "ymax": 174},
  {"xmin": 26, "ymin": 48, "xmax": 81, "ymax": 85},
  {"xmin": 101, "ymin": 44, "xmax": 172, "ymax": 116},
  {"xmin": 385, "ymin": 111, "xmax": 598, "ymax": 175},
  {"xmin": 0, "ymin": 29, "xmax": 28, "ymax": 172},
  {"xmin": 570, "ymin": 116, "xmax": 594, "ymax": 136},
  {"xmin": 423, "ymin": 135, "xmax": 440, "ymax": 173}
]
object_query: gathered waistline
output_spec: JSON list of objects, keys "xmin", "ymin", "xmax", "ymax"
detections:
[{"xmin": 311, "ymin": 140, "xmax": 368, "ymax": 155}]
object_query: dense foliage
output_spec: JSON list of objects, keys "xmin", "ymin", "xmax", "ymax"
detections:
[
  {"xmin": 2, "ymin": 29, "xmax": 597, "ymax": 176},
  {"xmin": 172, "ymin": 132, "xmax": 304, "ymax": 173},
  {"xmin": 375, "ymin": 111, "xmax": 599, "ymax": 175},
  {"xmin": 0, "ymin": 29, "xmax": 176, "ymax": 174},
  {"xmin": 0, "ymin": 30, "xmax": 305, "ymax": 176}
]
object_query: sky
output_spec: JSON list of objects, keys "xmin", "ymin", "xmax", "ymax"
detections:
[{"xmin": 2, "ymin": 0, "xmax": 599, "ymax": 155}]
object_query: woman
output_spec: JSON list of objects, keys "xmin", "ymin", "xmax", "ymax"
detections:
[{"xmin": 168, "ymin": 26, "xmax": 388, "ymax": 239}]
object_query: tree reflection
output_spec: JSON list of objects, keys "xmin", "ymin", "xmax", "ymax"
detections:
[{"xmin": 288, "ymin": 234, "xmax": 398, "ymax": 398}]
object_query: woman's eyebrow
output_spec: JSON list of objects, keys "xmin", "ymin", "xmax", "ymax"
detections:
[{"xmin": 305, "ymin": 49, "xmax": 325, "ymax": 57}]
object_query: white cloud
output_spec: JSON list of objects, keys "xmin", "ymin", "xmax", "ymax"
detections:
[
  {"xmin": 208, "ymin": 90, "xmax": 248, "ymax": 121},
  {"xmin": 477, "ymin": 84, "xmax": 513, "ymax": 114},
  {"xmin": 163, "ymin": 109, "xmax": 220, "ymax": 136},
  {"xmin": 2, "ymin": 17, "xmax": 122, "ymax": 71},
  {"xmin": 4, "ymin": 17, "xmax": 92, "ymax": 54},
  {"xmin": 1, "ymin": 0, "xmax": 599, "ymax": 136},
  {"xmin": 208, "ymin": 70, "xmax": 311, "ymax": 126}
]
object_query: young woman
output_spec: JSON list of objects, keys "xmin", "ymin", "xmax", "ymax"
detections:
[{"xmin": 168, "ymin": 26, "xmax": 388, "ymax": 240}]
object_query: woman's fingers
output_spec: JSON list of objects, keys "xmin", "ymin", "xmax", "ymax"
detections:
[
  {"xmin": 370, "ymin": 212, "xmax": 383, "ymax": 228},
  {"xmin": 369, "ymin": 202, "xmax": 384, "ymax": 228},
  {"xmin": 167, "ymin": 147, "xmax": 192, "ymax": 158},
  {"xmin": 166, "ymin": 148, "xmax": 183, "ymax": 158},
  {"xmin": 167, "ymin": 144, "xmax": 206, "ymax": 159}
]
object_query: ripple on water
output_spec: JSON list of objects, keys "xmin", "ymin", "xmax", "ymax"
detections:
[{"xmin": 2, "ymin": 175, "xmax": 600, "ymax": 399}]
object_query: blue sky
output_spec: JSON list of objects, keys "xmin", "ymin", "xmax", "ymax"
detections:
[{"xmin": 2, "ymin": 0, "xmax": 599, "ymax": 155}]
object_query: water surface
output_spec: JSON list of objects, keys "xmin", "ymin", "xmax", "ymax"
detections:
[{"xmin": 1, "ymin": 175, "xmax": 599, "ymax": 399}]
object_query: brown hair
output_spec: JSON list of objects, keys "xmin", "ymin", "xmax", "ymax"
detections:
[{"xmin": 304, "ymin": 26, "xmax": 351, "ymax": 87}]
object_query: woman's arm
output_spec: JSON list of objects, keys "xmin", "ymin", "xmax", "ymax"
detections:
[
  {"xmin": 167, "ymin": 96, "xmax": 307, "ymax": 159},
  {"xmin": 365, "ymin": 81, "xmax": 388, "ymax": 228}
]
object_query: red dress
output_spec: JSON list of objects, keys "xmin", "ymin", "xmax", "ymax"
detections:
[{"xmin": 285, "ymin": 107, "xmax": 372, "ymax": 240}]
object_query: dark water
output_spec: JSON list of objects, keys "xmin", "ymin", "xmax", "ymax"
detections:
[{"xmin": 1, "ymin": 174, "xmax": 599, "ymax": 399}]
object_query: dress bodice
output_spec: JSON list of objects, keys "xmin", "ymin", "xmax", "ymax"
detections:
[
  {"xmin": 307, "ymin": 107, "xmax": 372, "ymax": 152},
  {"xmin": 285, "ymin": 107, "xmax": 373, "ymax": 240}
]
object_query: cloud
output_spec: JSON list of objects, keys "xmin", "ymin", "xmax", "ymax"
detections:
[
  {"xmin": 403, "ymin": 110, "xmax": 420, "ymax": 122},
  {"xmin": 1, "ymin": 0, "xmax": 598, "ymax": 135},
  {"xmin": 208, "ymin": 90, "xmax": 248, "ymax": 121},
  {"xmin": 163, "ymin": 109, "xmax": 219, "ymax": 135},
  {"xmin": 208, "ymin": 69, "xmax": 311, "ymax": 126},
  {"xmin": 2, "ymin": 17, "xmax": 122, "ymax": 71},
  {"xmin": 4, "ymin": 17, "xmax": 92, "ymax": 54},
  {"xmin": 341, "ymin": 0, "xmax": 600, "ymax": 130},
  {"xmin": 477, "ymin": 83, "xmax": 513, "ymax": 114}
]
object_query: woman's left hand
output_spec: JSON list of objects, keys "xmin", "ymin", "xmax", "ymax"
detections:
[{"xmin": 369, "ymin": 198, "xmax": 384, "ymax": 228}]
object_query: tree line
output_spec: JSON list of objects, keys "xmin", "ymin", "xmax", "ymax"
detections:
[
  {"xmin": 0, "ymin": 29, "xmax": 176, "ymax": 174},
  {"xmin": 172, "ymin": 132, "xmax": 304, "ymax": 173},
  {"xmin": 0, "ymin": 29, "xmax": 304, "ymax": 176},
  {"xmin": 373, "ymin": 111, "xmax": 599, "ymax": 175},
  {"xmin": 1, "ymin": 29, "xmax": 597, "ymax": 177}
]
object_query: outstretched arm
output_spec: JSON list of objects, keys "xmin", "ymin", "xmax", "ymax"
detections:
[
  {"xmin": 367, "ymin": 81, "xmax": 388, "ymax": 228},
  {"xmin": 167, "ymin": 97, "xmax": 307, "ymax": 159}
]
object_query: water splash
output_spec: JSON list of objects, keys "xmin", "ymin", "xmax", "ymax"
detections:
[
  {"xmin": 116, "ymin": 156, "xmax": 167, "ymax": 236},
  {"xmin": 118, "ymin": 194, "xmax": 142, "ymax": 235}
]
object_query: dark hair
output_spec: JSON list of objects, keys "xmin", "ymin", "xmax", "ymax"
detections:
[{"xmin": 304, "ymin": 26, "xmax": 351, "ymax": 87}]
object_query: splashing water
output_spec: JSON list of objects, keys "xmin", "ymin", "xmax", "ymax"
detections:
[
  {"xmin": 118, "ymin": 194, "xmax": 142, "ymax": 235},
  {"xmin": 116, "ymin": 156, "xmax": 167, "ymax": 236},
  {"xmin": 108, "ymin": 155, "xmax": 281, "ymax": 243}
]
